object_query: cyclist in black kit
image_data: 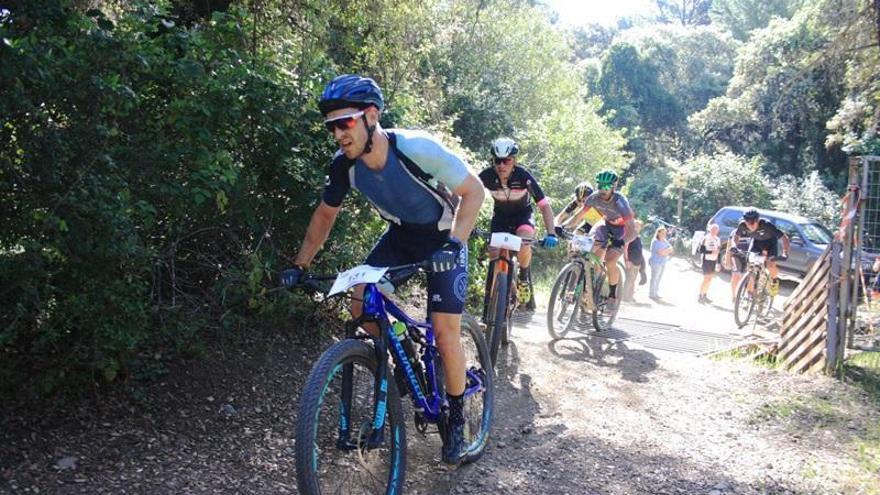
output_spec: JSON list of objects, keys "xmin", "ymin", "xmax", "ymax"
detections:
[
  {"xmin": 478, "ymin": 137, "xmax": 557, "ymax": 311},
  {"xmin": 732, "ymin": 208, "xmax": 790, "ymax": 296}
]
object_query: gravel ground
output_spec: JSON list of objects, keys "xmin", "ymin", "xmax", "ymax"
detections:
[{"xmin": 2, "ymin": 258, "xmax": 877, "ymax": 494}]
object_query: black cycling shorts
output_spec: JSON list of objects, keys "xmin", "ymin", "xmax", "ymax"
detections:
[
  {"xmin": 365, "ymin": 226, "xmax": 467, "ymax": 314},
  {"xmin": 750, "ymin": 238, "xmax": 778, "ymax": 258},
  {"xmin": 594, "ymin": 223, "xmax": 626, "ymax": 250},
  {"xmin": 490, "ymin": 210, "xmax": 535, "ymax": 237}
]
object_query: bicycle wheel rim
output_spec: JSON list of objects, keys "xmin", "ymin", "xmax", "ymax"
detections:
[
  {"xmin": 546, "ymin": 262, "xmax": 582, "ymax": 339},
  {"xmin": 460, "ymin": 315, "xmax": 494, "ymax": 463},
  {"xmin": 295, "ymin": 341, "xmax": 405, "ymax": 495}
]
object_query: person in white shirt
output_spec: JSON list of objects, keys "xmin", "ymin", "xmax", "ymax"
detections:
[{"xmin": 698, "ymin": 223, "xmax": 721, "ymax": 304}]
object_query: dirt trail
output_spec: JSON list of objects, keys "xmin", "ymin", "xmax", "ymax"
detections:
[{"xmin": 2, "ymin": 258, "xmax": 877, "ymax": 494}]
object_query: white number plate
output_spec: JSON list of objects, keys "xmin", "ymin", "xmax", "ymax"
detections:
[
  {"xmin": 571, "ymin": 235, "xmax": 594, "ymax": 252},
  {"xmin": 328, "ymin": 265, "xmax": 389, "ymax": 297},
  {"xmin": 489, "ymin": 233, "xmax": 522, "ymax": 251},
  {"xmin": 748, "ymin": 252, "xmax": 766, "ymax": 265}
]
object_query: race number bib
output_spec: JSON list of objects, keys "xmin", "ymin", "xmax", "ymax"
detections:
[
  {"xmin": 489, "ymin": 233, "xmax": 522, "ymax": 251},
  {"xmin": 571, "ymin": 235, "xmax": 594, "ymax": 252},
  {"xmin": 748, "ymin": 252, "xmax": 766, "ymax": 265},
  {"xmin": 328, "ymin": 265, "xmax": 389, "ymax": 297}
]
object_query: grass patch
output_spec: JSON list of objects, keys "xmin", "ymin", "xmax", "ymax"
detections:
[
  {"xmin": 710, "ymin": 345, "xmax": 780, "ymax": 369},
  {"xmin": 749, "ymin": 395, "xmax": 845, "ymax": 428},
  {"xmin": 845, "ymin": 351, "xmax": 880, "ymax": 403}
]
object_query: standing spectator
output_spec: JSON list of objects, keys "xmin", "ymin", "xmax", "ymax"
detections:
[
  {"xmin": 698, "ymin": 224, "xmax": 721, "ymax": 304},
  {"xmin": 622, "ymin": 220, "xmax": 647, "ymax": 302},
  {"xmin": 649, "ymin": 226, "xmax": 674, "ymax": 300}
]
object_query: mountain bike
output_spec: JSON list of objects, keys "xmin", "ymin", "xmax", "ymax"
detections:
[
  {"xmin": 290, "ymin": 261, "xmax": 494, "ymax": 495},
  {"xmin": 475, "ymin": 229, "xmax": 542, "ymax": 369},
  {"xmin": 546, "ymin": 228, "xmax": 621, "ymax": 338},
  {"xmin": 732, "ymin": 241, "xmax": 786, "ymax": 328}
]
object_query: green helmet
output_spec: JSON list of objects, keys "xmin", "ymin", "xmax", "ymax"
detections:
[{"xmin": 595, "ymin": 169, "xmax": 619, "ymax": 189}]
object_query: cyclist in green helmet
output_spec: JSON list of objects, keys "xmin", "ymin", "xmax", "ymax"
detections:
[{"xmin": 582, "ymin": 169, "xmax": 638, "ymax": 310}]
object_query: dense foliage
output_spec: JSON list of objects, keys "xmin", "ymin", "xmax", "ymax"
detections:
[
  {"xmin": 2, "ymin": 0, "xmax": 878, "ymax": 395},
  {"xmin": 0, "ymin": 0, "xmax": 627, "ymax": 395}
]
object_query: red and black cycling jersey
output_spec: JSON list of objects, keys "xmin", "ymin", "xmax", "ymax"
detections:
[
  {"xmin": 478, "ymin": 165, "xmax": 548, "ymax": 216},
  {"xmin": 735, "ymin": 218, "xmax": 784, "ymax": 241}
]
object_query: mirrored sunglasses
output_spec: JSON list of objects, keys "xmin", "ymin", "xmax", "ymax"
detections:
[
  {"xmin": 598, "ymin": 183, "xmax": 614, "ymax": 191},
  {"xmin": 493, "ymin": 157, "xmax": 514, "ymax": 165},
  {"xmin": 323, "ymin": 110, "xmax": 364, "ymax": 132}
]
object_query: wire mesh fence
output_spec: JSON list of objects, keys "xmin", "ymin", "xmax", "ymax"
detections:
[{"xmin": 857, "ymin": 156, "xmax": 880, "ymax": 347}]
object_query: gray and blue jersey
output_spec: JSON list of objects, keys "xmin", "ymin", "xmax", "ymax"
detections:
[{"xmin": 322, "ymin": 129, "xmax": 470, "ymax": 231}]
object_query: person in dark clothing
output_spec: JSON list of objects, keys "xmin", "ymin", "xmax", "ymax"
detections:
[{"xmin": 622, "ymin": 219, "xmax": 647, "ymax": 302}]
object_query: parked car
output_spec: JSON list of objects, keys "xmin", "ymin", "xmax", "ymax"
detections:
[{"xmin": 706, "ymin": 206, "xmax": 835, "ymax": 279}]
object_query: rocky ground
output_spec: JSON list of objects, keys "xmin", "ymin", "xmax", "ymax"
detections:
[{"xmin": 2, "ymin": 258, "xmax": 878, "ymax": 494}]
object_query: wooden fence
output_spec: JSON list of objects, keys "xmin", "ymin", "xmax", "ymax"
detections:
[{"xmin": 778, "ymin": 244, "xmax": 838, "ymax": 373}]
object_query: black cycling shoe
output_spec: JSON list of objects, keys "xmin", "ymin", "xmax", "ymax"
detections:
[{"xmin": 441, "ymin": 422, "xmax": 467, "ymax": 465}]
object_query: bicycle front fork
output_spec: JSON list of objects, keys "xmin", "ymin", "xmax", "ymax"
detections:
[{"xmin": 336, "ymin": 325, "xmax": 390, "ymax": 451}]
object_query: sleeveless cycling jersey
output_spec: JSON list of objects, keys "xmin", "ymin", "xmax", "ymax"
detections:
[
  {"xmin": 322, "ymin": 129, "xmax": 469, "ymax": 231},
  {"xmin": 583, "ymin": 191, "xmax": 634, "ymax": 226},
  {"xmin": 478, "ymin": 165, "xmax": 548, "ymax": 216}
]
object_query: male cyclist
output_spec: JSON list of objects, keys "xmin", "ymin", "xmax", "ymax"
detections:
[
  {"xmin": 478, "ymin": 137, "xmax": 557, "ymax": 311},
  {"xmin": 582, "ymin": 169, "xmax": 638, "ymax": 310},
  {"xmin": 731, "ymin": 208, "xmax": 790, "ymax": 296},
  {"xmin": 554, "ymin": 182, "xmax": 604, "ymax": 235},
  {"xmin": 280, "ymin": 75, "xmax": 485, "ymax": 465}
]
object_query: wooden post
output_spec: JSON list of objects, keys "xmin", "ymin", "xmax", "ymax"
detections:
[
  {"xmin": 849, "ymin": 157, "xmax": 866, "ymax": 348},
  {"xmin": 826, "ymin": 242, "xmax": 841, "ymax": 373},
  {"xmin": 836, "ymin": 159, "xmax": 860, "ymax": 373}
]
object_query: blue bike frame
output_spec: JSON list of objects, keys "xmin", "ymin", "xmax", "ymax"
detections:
[{"xmin": 339, "ymin": 282, "xmax": 487, "ymax": 448}]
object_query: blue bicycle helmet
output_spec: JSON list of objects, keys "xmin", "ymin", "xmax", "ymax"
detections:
[{"xmin": 319, "ymin": 74, "xmax": 384, "ymax": 115}]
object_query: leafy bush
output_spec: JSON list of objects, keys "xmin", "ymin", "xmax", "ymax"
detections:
[
  {"xmin": 770, "ymin": 171, "xmax": 841, "ymax": 226},
  {"xmin": 669, "ymin": 152, "xmax": 772, "ymax": 229}
]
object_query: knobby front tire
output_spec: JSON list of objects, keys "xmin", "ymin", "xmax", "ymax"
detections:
[
  {"xmin": 295, "ymin": 340, "xmax": 406, "ymax": 495},
  {"xmin": 734, "ymin": 272, "xmax": 756, "ymax": 328},
  {"xmin": 487, "ymin": 272, "xmax": 509, "ymax": 369}
]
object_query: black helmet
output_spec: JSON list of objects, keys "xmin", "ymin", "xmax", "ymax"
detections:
[
  {"xmin": 575, "ymin": 182, "xmax": 594, "ymax": 202},
  {"xmin": 743, "ymin": 208, "xmax": 760, "ymax": 221},
  {"xmin": 319, "ymin": 74, "xmax": 384, "ymax": 115}
]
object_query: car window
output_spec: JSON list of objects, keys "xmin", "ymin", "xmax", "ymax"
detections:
[
  {"xmin": 718, "ymin": 209, "xmax": 741, "ymax": 229},
  {"xmin": 773, "ymin": 218, "xmax": 799, "ymax": 239},
  {"xmin": 799, "ymin": 223, "xmax": 832, "ymax": 244}
]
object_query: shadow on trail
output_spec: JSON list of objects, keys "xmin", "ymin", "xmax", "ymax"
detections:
[{"xmin": 546, "ymin": 333, "xmax": 658, "ymax": 383}]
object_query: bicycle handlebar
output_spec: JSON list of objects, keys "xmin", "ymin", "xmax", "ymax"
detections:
[
  {"xmin": 279, "ymin": 261, "xmax": 433, "ymax": 296},
  {"xmin": 471, "ymin": 228, "xmax": 550, "ymax": 247}
]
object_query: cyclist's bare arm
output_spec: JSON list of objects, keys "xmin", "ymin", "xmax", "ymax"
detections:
[
  {"xmin": 622, "ymin": 216, "xmax": 638, "ymax": 244},
  {"xmin": 537, "ymin": 201, "xmax": 555, "ymax": 235},
  {"xmin": 780, "ymin": 233, "xmax": 790, "ymax": 256},
  {"xmin": 450, "ymin": 173, "xmax": 485, "ymax": 243},
  {"xmin": 294, "ymin": 201, "xmax": 341, "ymax": 268}
]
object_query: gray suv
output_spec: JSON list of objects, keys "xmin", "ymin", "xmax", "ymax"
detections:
[{"xmin": 707, "ymin": 206, "xmax": 833, "ymax": 278}]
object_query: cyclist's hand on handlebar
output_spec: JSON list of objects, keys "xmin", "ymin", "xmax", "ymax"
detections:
[
  {"xmin": 431, "ymin": 237, "xmax": 464, "ymax": 272},
  {"xmin": 280, "ymin": 265, "xmax": 305, "ymax": 288},
  {"xmin": 554, "ymin": 226, "xmax": 573, "ymax": 240},
  {"xmin": 543, "ymin": 234, "xmax": 559, "ymax": 248}
]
